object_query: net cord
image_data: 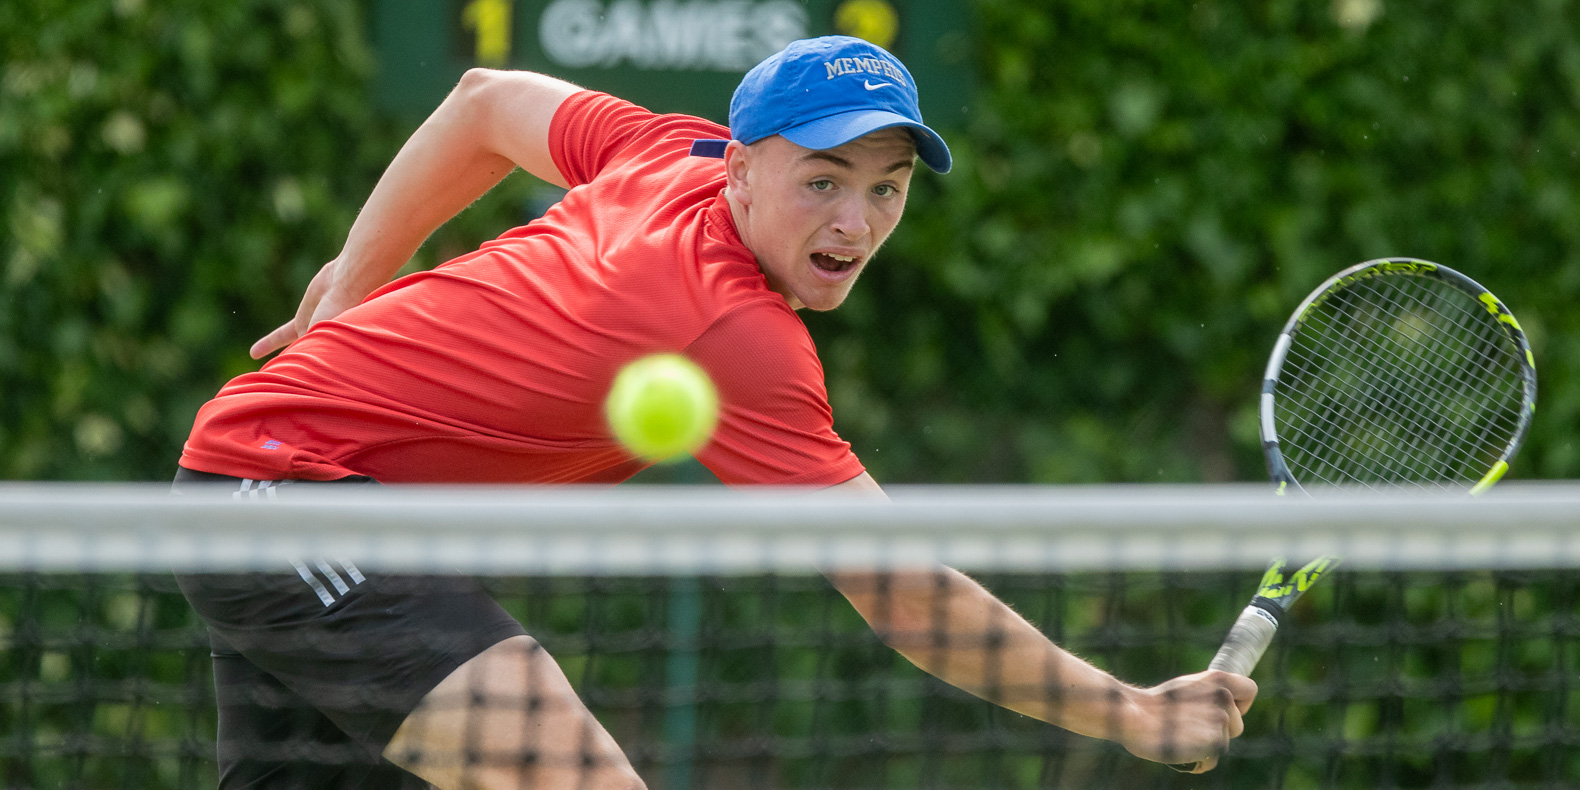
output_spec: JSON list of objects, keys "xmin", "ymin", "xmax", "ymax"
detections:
[{"xmin": 0, "ymin": 483, "xmax": 1577, "ymax": 574}]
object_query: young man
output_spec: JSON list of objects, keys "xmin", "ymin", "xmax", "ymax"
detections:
[{"xmin": 177, "ymin": 36, "xmax": 1256, "ymax": 789}]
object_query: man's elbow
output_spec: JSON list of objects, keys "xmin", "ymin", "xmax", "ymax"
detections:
[
  {"xmin": 457, "ymin": 66, "xmax": 503, "ymax": 89},
  {"xmin": 450, "ymin": 68, "xmax": 551, "ymax": 113},
  {"xmin": 453, "ymin": 67, "xmax": 516, "ymax": 108},
  {"xmin": 436, "ymin": 68, "xmax": 498, "ymax": 129},
  {"xmin": 458, "ymin": 68, "xmax": 580, "ymax": 101},
  {"xmin": 828, "ymin": 568, "xmax": 954, "ymax": 644}
]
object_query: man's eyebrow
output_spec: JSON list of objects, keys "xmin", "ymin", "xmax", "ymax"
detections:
[
  {"xmin": 801, "ymin": 151, "xmax": 853, "ymax": 168},
  {"xmin": 799, "ymin": 152, "xmax": 918, "ymax": 174},
  {"xmin": 884, "ymin": 157, "xmax": 916, "ymax": 174}
]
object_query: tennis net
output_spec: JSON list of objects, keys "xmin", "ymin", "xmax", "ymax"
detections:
[{"xmin": 2, "ymin": 483, "xmax": 1577, "ymax": 789}]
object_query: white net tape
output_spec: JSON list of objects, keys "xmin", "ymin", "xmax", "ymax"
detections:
[{"xmin": 1, "ymin": 483, "xmax": 1577, "ymax": 574}]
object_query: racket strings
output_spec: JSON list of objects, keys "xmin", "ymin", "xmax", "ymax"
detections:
[
  {"xmin": 1283, "ymin": 323, "xmax": 1460, "ymax": 483},
  {"xmin": 1282, "ymin": 361, "xmax": 1493, "ymax": 488},
  {"xmin": 1300, "ymin": 288, "xmax": 1452, "ymax": 479},
  {"xmin": 1319, "ymin": 285, "xmax": 1517, "ymax": 478},
  {"xmin": 1274, "ymin": 275, "xmax": 1525, "ymax": 490},
  {"xmin": 1300, "ymin": 291, "xmax": 1506, "ymax": 448},
  {"xmin": 1285, "ymin": 292, "xmax": 1519, "ymax": 487},
  {"xmin": 1282, "ymin": 285, "xmax": 1520, "ymax": 486}
]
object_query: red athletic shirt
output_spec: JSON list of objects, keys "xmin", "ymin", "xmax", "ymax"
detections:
[{"xmin": 180, "ymin": 91, "xmax": 865, "ymax": 486}]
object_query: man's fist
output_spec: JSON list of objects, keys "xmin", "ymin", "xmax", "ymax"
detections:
[{"xmin": 1117, "ymin": 669, "xmax": 1258, "ymax": 772}]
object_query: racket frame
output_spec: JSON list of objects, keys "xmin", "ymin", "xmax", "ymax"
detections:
[{"xmin": 1259, "ymin": 258, "xmax": 1537, "ymax": 496}]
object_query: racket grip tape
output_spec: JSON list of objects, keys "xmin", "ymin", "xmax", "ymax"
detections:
[
  {"xmin": 1167, "ymin": 603, "xmax": 1280, "ymax": 773},
  {"xmin": 1207, "ymin": 603, "xmax": 1281, "ymax": 676}
]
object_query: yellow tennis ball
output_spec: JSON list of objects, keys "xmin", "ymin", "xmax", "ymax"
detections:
[{"xmin": 605, "ymin": 354, "xmax": 719, "ymax": 462}]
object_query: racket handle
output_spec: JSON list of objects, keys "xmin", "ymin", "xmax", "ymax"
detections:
[
  {"xmin": 1207, "ymin": 604, "xmax": 1280, "ymax": 676},
  {"xmin": 1168, "ymin": 604, "xmax": 1280, "ymax": 773}
]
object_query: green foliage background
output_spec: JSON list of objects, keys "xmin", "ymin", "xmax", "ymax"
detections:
[
  {"xmin": 823, "ymin": 0, "xmax": 1580, "ymax": 484},
  {"xmin": 2, "ymin": 0, "xmax": 1577, "ymax": 483},
  {"xmin": 0, "ymin": 0, "xmax": 530, "ymax": 481}
]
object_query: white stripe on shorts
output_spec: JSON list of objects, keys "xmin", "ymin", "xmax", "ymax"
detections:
[{"xmin": 289, "ymin": 557, "xmax": 336, "ymax": 607}]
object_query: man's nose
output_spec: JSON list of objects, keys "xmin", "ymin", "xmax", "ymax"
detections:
[{"xmin": 829, "ymin": 194, "xmax": 871, "ymax": 240}]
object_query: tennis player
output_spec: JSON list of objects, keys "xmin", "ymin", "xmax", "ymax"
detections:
[{"xmin": 175, "ymin": 36, "xmax": 1256, "ymax": 789}]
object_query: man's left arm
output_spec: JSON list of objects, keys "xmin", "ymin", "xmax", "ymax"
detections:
[
  {"xmin": 823, "ymin": 473, "xmax": 1257, "ymax": 772},
  {"xmin": 250, "ymin": 69, "xmax": 581, "ymax": 359}
]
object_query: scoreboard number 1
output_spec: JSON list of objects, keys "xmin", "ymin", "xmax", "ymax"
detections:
[{"xmin": 462, "ymin": 0, "xmax": 514, "ymax": 66}]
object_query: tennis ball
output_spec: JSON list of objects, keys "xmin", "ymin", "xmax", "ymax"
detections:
[{"xmin": 605, "ymin": 354, "xmax": 719, "ymax": 462}]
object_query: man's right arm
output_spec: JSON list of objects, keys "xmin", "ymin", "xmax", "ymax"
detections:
[
  {"xmin": 251, "ymin": 69, "xmax": 582, "ymax": 358},
  {"xmin": 823, "ymin": 472, "xmax": 1256, "ymax": 771}
]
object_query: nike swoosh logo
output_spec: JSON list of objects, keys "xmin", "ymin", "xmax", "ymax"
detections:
[{"xmin": 863, "ymin": 80, "xmax": 894, "ymax": 91}]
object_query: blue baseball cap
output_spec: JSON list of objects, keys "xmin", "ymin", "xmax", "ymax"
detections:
[{"xmin": 689, "ymin": 36, "xmax": 951, "ymax": 174}]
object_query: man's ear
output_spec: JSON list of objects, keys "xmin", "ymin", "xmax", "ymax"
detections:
[{"xmin": 723, "ymin": 140, "xmax": 752, "ymax": 205}]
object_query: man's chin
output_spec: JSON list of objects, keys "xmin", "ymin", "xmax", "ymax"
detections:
[
  {"xmin": 794, "ymin": 286, "xmax": 854, "ymax": 312},
  {"xmin": 794, "ymin": 269, "xmax": 863, "ymax": 311}
]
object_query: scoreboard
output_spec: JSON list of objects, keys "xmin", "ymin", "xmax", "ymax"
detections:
[{"xmin": 372, "ymin": 0, "xmax": 973, "ymax": 125}]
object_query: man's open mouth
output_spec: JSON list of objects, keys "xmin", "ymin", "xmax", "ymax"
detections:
[{"xmin": 811, "ymin": 252, "xmax": 860, "ymax": 273}]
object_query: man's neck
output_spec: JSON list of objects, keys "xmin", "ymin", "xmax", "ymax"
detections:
[
  {"xmin": 723, "ymin": 188, "xmax": 751, "ymax": 252},
  {"xmin": 720, "ymin": 189, "xmax": 801, "ymax": 310}
]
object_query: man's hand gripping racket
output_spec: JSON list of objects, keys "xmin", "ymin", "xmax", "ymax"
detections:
[
  {"xmin": 1165, "ymin": 556, "xmax": 1337, "ymax": 773},
  {"xmin": 1206, "ymin": 556, "xmax": 1340, "ymax": 678},
  {"xmin": 1173, "ymin": 258, "xmax": 1537, "ymax": 773}
]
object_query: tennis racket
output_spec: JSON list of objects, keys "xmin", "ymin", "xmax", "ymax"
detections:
[{"xmin": 1172, "ymin": 257, "xmax": 1537, "ymax": 772}]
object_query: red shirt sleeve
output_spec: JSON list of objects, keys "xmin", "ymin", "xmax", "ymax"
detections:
[
  {"xmin": 687, "ymin": 300, "xmax": 866, "ymax": 486},
  {"xmin": 549, "ymin": 91, "xmax": 727, "ymax": 188}
]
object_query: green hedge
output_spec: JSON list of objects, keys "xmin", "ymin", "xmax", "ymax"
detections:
[
  {"xmin": 0, "ymin": 0, "xmax": 528, "ymax": 480},
  {"xmin": 2, "ymin": 0, "xmax": 1577, "ymax": 483},
  {"xmin": 832, "ymin": 0, "xmax": 1580, "ymax": 483}
]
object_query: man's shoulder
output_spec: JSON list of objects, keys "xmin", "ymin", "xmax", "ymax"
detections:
[
  {"xmin": 553, "ymin": 90, "xmax": 728, "ymax": 183},
  {"xmin": 695, "ymin": 293, "xmax": 815, "ymax": 362},
  {"xmin": 569, "ymin": 90, "xmax": 727, "ymax": 136}
]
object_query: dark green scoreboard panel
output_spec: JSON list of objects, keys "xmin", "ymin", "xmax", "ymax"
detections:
[{"xmin": 372, "ymin": 0, "xmax": 972, "ymax": 125}]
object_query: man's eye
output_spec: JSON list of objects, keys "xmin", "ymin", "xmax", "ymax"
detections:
[
  {"xmin": 874, "ymin": 184, "xmax": 897, "ymax": 197},
  {"xmin": 810, "ymin": 180, "xmax": 834, "ymax": 191}
]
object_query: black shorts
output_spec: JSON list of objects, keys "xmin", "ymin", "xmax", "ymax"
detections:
[{"xmin": 172, "ymin": 467, "xmax": 528, "ymax": 789}]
